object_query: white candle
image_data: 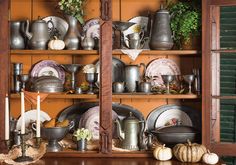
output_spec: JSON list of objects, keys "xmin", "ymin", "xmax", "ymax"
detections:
[
  {"xmin": 36, "ymin": 91, "xmax": 40, "ymax": 137},
  {"xmin": 21, "ymin": 91, "xmax": 25, "ymax": 134},
  {"xmin": 5, "ymin": 94, "xmax": 9, "ymax": 140}
]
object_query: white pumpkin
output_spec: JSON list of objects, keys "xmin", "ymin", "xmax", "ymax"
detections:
[
  {"xmin": 48, "ymin": 36, "xmax": 65, "ymax": 50},
  {"xmin": 202, "ymin": 150, "xmax": 219, "ymax": 164},
  {"xmin": 153, "ymin": 144, "xmax": 172, "ymax": 161}
]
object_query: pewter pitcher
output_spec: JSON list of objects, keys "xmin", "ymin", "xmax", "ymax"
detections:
[
  {"xmin": 24, "ymin": 19, "xmax": 49, "ymax": 49},
  {"xmin": 149, "ymin": 6, "xmax": 173, "ymax": 50},
  {"xmin": 10, "ymin": 21, "xmax": 25, "ymax": 49},
  {"xmin": 125, "ymin": 63, "xmax": 146, "ymax": 92}
]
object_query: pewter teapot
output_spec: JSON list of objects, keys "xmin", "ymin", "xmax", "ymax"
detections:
[
  {"xmin": 24, "ymin": 19, "xmax": 49, "ymax": 49},
  {"xmin": 114, "ymin": 112, "xmax": 144, "ymax": 151},
  {"xmin": 149, "ymin": 5, "xmax": 173, "ymax": 50}
]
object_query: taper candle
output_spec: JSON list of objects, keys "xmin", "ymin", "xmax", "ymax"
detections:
[
  {"xmin": 5, "ymin": 94, "xmax": 9, "ymax": 140},
  {"xmin": 21, "ymin": 91, "xmax": 25, "ymax": 134},
  {"xmin": 36, "ymin": 91, "xmax": 40, "ymax": 137}
]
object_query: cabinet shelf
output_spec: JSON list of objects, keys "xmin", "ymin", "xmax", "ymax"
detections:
[
  {"xmin": 10, "ymin": 93, "xmax": 199, "ymax": 99},
  {"xmin": 10, "ymin": 49, "xmax": 200, "ymax": 56}
]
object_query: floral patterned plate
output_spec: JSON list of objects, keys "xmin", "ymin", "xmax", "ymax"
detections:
[
  {"xmin": 30, "ymin": 60, "xmax": 65, "ymax": 84},
  {"xmin": 145, "ymin": 58, "xmax": 180, "ymax": 88}
]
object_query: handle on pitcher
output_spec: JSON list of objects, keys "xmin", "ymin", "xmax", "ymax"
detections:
[{"xmin": 139, "ymin": 63, "xmax": 146, "ymax": 78}]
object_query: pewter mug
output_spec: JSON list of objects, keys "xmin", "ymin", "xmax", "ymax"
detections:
[
  {"xmin": 24, "ymin": 19, "xmax": 50, "ymax": 49},
  {"xmin": 149, "ymin": 6, "xmax": 173, "ymax": 50},
  {"xmin": 113, "ymin": 82, "xmax": 125, "ymax": 93},
  {"xmin": 125, "ymin": 63, "xmax": 146, "ymax": 92},
  {"xmin": 10, "ymin": 21, "xmax": 25, "ymax": 49},
  {"xmin": 125, "ymin": 32, "xmax": 145, "ymax": 49},
  {"xmin": 81, "ymin": 35, "xmax": 95, "ymax": 50},
  {"xmin": 139, "ymin": 82, "xmax": 151, "ymax": 93}
]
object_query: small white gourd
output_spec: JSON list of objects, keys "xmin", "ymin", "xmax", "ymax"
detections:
[
  {"xmin": 153, "ymin": 144, "xmax": 172, "ymax": 161},
  {"xmin": 202, "ymin": 150, "xmax": 219, "ymax": 165},
  {"xmin": 48, "ymin": 36, "xmax": 65, "ymax": 50}
]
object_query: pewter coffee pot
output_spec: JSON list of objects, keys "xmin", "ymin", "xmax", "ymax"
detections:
[
  {"xmin": 24, "ymin": 19, "xmax": 49, "ymax": 49},
  {"xmin": 149, "ymin": 5, "xmax": 173, "ymax": 50},
  {"xmin": 125, "ymin": 63, "xmax": 146, "ymax": 92},
  {"xmin": 114, "ymin": 112, "xmax": 144, "ymax": 151}
]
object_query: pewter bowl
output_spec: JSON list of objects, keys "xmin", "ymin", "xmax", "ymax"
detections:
[
  {"xmin": 41, "ymin": 126, "xmax": 70, "ymax": 152},
  {"xmin": 31, "ymin": 76, "xmax": 64, "ymax": 93}
]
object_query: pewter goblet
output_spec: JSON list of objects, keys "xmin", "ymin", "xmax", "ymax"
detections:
[
  {"xmin": 18, "ymin": 74, "xmax": 29, "ymax": 90},
  {"xmin": 85, "ymin": 73, "xmax": 98, "ymax": 94},
  {"xmin": 61, "ymin": 64, "xmax": 82, "ymax": 90},
  {"xmin": 161, "ymin": 75, "xmax": 175, "ymax": 94},
  {"xmin": 183, "ymin": 74, "xmax": 195, "ymax": 94}
]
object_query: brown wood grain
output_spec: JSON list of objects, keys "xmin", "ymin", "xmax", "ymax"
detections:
[
  {"xmin": 202, "ymin": 0, "xmax": 211, "ymax": 149},
  {"xmin": 0, "ymin": 0, "xmax": 10, "ymax": 152}
]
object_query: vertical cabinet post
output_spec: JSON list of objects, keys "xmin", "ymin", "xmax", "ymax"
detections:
[
  {"xmin": 99, "ymin": 0, "xmax": 113, "ymax": 154},
  {"xmin": 0, "ymin": 0, "xmax": 10, "ymax": 152}
]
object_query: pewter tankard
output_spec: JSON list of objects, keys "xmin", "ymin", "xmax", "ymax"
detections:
[
  {"xmin": 149, "ymin": 5, "xmax": 173, "ymax": 50},
  {"xmin": 125, "ymin": 63, "xmax": 146, "ymax": 92}
]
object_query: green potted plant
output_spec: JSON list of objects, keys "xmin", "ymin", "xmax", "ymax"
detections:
[
  {"xmin": 167, "ymin": 0, "xmax": 201, "ymax": 49},
  {"xmin": 58, "ymin": 0, "xmax": 86, "ymax": 25},
  {"xmin": 73, "ymin": 128, "xmax": 92, "ymax": 151}
]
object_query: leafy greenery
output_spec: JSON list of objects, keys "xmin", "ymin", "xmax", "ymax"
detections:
[
  {"xmin": 73, "ymin": 128, "xmax": 92, "ymax": 141},
  {"xmin": 168, "ymin": 0, "xmax": 201, "ymax": 49},
  {"xmin": 58, "ymin": 0, "xmax": 86, "ymax": 25}
]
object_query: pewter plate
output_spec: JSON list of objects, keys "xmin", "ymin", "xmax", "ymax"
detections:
[
  {"xmin": 42, "ymin": 16, "xmax": 68, "ymax": 40},
  {"xmin": 95, "ymin": 57, "xmax": 125, "ymax": 87},
  {"xmin": 146, "ymin": 105, "xmax": 201, "ymax": 132}
]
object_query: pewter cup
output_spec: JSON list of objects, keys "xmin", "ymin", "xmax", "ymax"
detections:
[
  {"xmin": 18, "ymin": 74, "xmax": 29, "ymax": 90},
  {"xmin": 139, "ymin": 82, "xmax": 151, "ymax": 93},
  {"xmin": 13, "ymin": 63, "xmax": 23, "ymax": 93},
  {"xmin": 183, "ymin": 74, "xmax": 195, "ymax": 94},
  {"xmin": 113, "ymin": 82, "xmax": 125, "ymax": 93}
]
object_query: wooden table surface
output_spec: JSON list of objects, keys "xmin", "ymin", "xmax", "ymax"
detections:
[{"xmin": 30, "ymin": 158, "xmax": 224, "ymax": 165}]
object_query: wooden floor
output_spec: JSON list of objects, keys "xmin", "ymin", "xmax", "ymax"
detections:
[{"xmin": 29, "ymin": 158, "xmax": 224, "ymax": 165}]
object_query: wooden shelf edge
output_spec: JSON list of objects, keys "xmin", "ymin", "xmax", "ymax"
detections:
[
  {"xmin": 10, "ymin": 93, "xmax": 199, "ymax": 99},
  {"xmin": 113, "ymin": 49, "xmax": 200, "ymax": 55},
  {"xmin": 44, "ymin": 151, "xmax": 153, "ymax": 158},
  {"xmin": 10, "ymin": 49, "xmax": 200, "ymax": 56},
  {"xmin": 10, "ymin": 93, "xmax": 98, "ymax": 99},
  {"xmin": 112, "ymin": 94, "xmax": 199, "ymax": 99},
  {"xmin": 10, "ymin": 50, "xmax": 98, "ymax": 55}
]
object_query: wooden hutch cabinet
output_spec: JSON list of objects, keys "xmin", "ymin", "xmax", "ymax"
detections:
[{"xmin": 1, "ymin": 0, "xmax": 234, "ymax": 161}]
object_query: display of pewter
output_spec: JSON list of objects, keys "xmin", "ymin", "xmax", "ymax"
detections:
[
  {"xmin": 114, "ymin": 112, "xmax": 145, "ymax": 151},
  {"xmin": 125, "ymin": 32, "xmax": 145, "ymax": 49},
  {"xmin": 112, "ymin": 21, "xmax": 136, "ymax": 49},
  {"xmin": 64, "ymin": 15, "xmax": 80, "ymax": 50},
  {"xmin": 10, "ymin": 21, "xmax": 25, "ymax": 49},
  {"xmin": 24, "ymin": 19, "xmax": 50, "ymax": 50},
  {"xmin": 61, "ymin": 64, "xmax": 83, "ymax": 91},
  {"xmin": 85, "ymin": 73, "xmax": 98, "ymax": 94},
  {"xmin": 31, "ymin": 76, "xmax": 64, "ymax": 93},
  {"xmin": 113, "ymin": 82, "xmax": 125, "ymax": 93},
  {"xmin": 183, "ymin": 74, "xmax": 195, "ymax": 94},
  {"xmin": 81, "ymin": 35, "xmax": 95, "ymax": 50},
  {"xmin": 18, "ymin": 74, "xmax": 29, "ymax": 90},
  {"xmin": 161, "ymin": 75, "xmax": 175, "ymax": 94},
  {"xmin": 149, "ymin": 5, "xmax": 174, "ymax": 50},
  {"xmin": 13, "ymin": 63, "xmax": 23, "ymax": 93},
  {"xmin": 125, "ymin": 63, "xmax": 146, "ymax": 92}
]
